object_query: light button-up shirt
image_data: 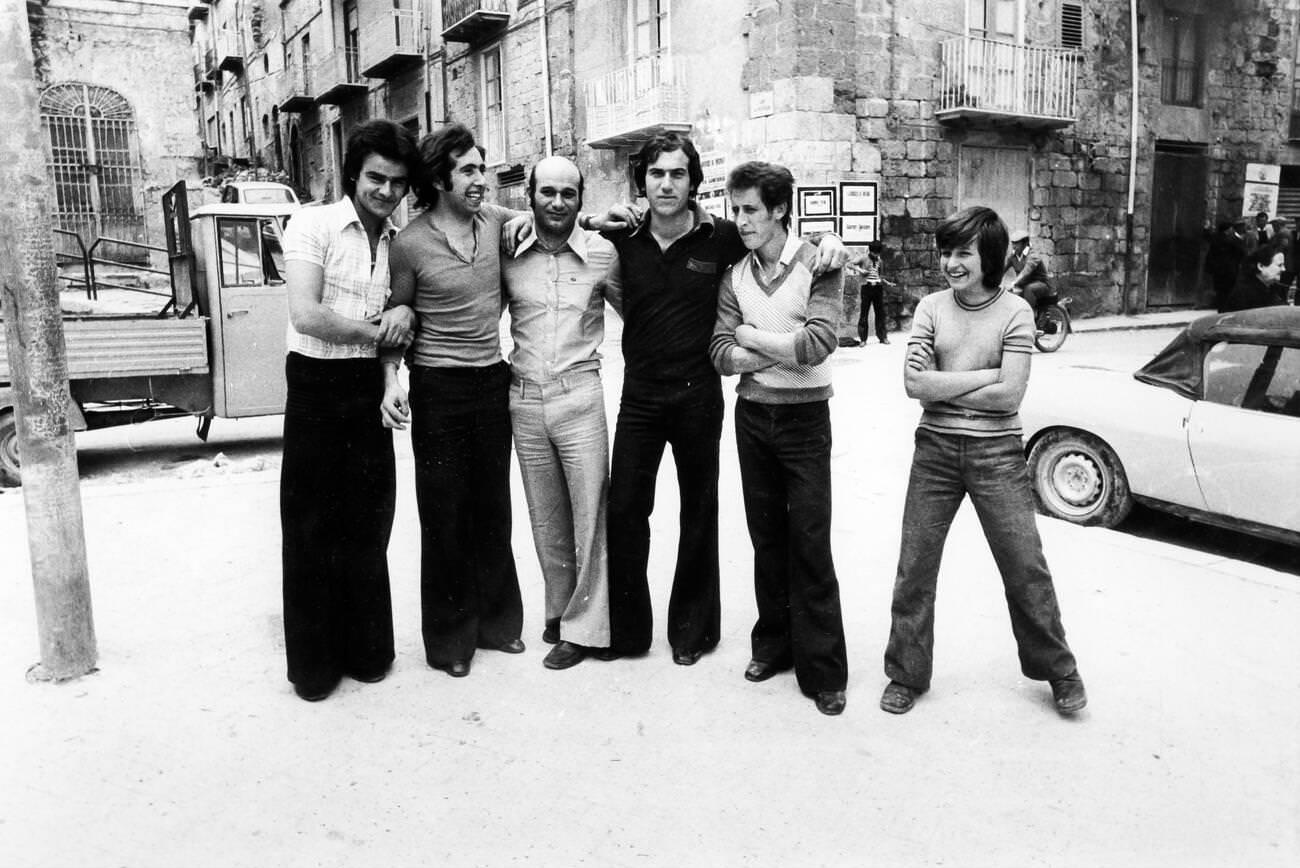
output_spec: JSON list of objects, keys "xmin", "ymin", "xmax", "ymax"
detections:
[{"xmin": 503, "ymin": 223, "xmax": 614, "ymax": 382}]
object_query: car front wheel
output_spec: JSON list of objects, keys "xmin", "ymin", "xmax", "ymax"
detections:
[
  {"xmin": 0, "ymin": 410, "xmax": 20, "ymax": 487},
  {"xmin": 1027, "ymin": 429, "xmax": 1132, "ymax": 527}
]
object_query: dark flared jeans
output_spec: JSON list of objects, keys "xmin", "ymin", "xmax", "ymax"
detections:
[
  {"xmin": 885, "ymin": 428, "xmax": 1078, "ymax": 690},
  {"xmin": 607, "ymin": 373, "xmax": 724, "ymax": 656},
  {"xmin": 736, "ymin": 399, "xmax": 848, "ymax": 695},
  {"xmin": 280, "ymin": 353, "xmax": 396, "ymax": 693},
  {"xmin": 858, "ymin": 282, "xmax": 888, "ymax": 343},
  {"xmin": 409, "ymin": 362, "xmax": 523, "ymax": 667}
]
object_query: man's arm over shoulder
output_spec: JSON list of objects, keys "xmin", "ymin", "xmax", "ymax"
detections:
[{"xmin": 792, "ymin": 255, "xmax": 843, "ymax": 367}]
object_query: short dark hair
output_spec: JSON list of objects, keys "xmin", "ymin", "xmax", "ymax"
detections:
[
  {"xmin": 935, "ymin": 206, "xmax": 1009, "ymax": 290},
  {"xmin": 412, "ymin": 123, "xmax": 482, "ymax": 209},
  {"xmin": 527, "ymin": 162, "xmax": 584, "ymax": 208},
  {"xmin": 632, "ymin": 131, "xmax": 703, "ymax": 199},
  {"xmin": 726, "ymin": 161, "xmax": 794, "ymax": 230},
  {"xmin": 1247, "ymin": 243, "xmax": 1282, "ymax": 273},
  {"xmin": 342, "ymin": 120, "xmax": 418, "ymax": 198}
]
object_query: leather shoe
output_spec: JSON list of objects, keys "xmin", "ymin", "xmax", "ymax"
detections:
[
  {"xmin": 743, "ymin": 658, "xmax": 792, "ymax": 683},
  {"xmin": 879, "ymin": 680, "xmax": 921, "ymax": 714},
  {"xmin": 672, "ymin": 647, "xmax": 704, "ymax": 666},
  {"xmin": 480, "ymin": 638, "xmax": 526, "ymax": 654},
  {"xmin": 432, "ymin": 659, "xmax": 471, "ymax": 678},
  {"xmin": 815, "ymin": 690, "xmax": 847, "ymax": 716},
  {"xmin": 543, "ymin": 641, "xmax": 587, "ymax": 670},
  {"xmin": 1050, "ymin": 673, "xmax": 1088, "ymax": 715},
  {"xmin": 588, "ymin": 647, "xmax": 624, "ymax": 661},
  {"xmin": 348, "ymin": 666, "xmax": 389, "ymax": 684},
  {"xmin": 542, "ymin": 619, "xmax": 560, "ymax": 645},
  {"xmin": 293, "ymin": 678, "xmax": 339, "ymax": 702}
]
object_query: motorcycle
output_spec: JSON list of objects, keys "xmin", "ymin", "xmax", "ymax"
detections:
[{"xmin": 1033, "ymin": 296, "xmax": 1071, "ymax": 353}]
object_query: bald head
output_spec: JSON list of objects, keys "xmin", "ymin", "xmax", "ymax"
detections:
[{"xmin": 529, "ymin": 156, "xmax": 584, "ymax": 240}]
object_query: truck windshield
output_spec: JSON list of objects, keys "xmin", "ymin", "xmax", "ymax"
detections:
[{"xmin": 218, "ymin": 219, "xmax": 263, "ymax": 286}]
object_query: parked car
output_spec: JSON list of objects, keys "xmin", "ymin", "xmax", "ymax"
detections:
[
  {"xmin": 1021, "ymin": 306, "xmax": 1300, "ymax": 546},
  {"xmin": 221, "ymin": 181, "xmax": 300, "ymax": 206}
]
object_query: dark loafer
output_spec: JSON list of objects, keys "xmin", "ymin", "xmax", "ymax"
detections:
[
  {"xmin": 433, "ymin": 659, "xmax": 471, "ymax": 678},
  {"xmin": 1050, "ymin": 673, "xmax": 1088, "ymax": 715},
  {"xmin": 743, "ymin": 659, "xmax": 792, "ymax": 683},
  {"xmin": 348, "ymin": 665, "xmax": 389, "ymax": 684},
  {"xmin": 293, "ymin": 675, "xmax": 340, "ymax": 702},
  {"xmin": 879, "ymin": 680, "xmax": 921, "ymax": 714},
  {"xmin": 542, "ymin": 641, "xmax": 587, "ymax": 671},
  {"xmin": 672, "ymin": 647, "xmax": 704, "ymax": 666},
  {"xmin": 542, "ymin": 619, "xmax": 561, "ymax": 645},
  {"xmin": 815, "ymin": 690, "xmax": 847, "ymax": 716},
  {"xmin": 479, "ymin": 638, "xmax": 526, "ymax": 654}
]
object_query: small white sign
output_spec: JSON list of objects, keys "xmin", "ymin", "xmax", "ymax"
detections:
[
  {"xmin": 1246, "ymin": 163, "xmax": 1281, "ymax": 185},
  {"xmin": 750, "ymin": 90, "xmax": 774, "ymax": 118}
]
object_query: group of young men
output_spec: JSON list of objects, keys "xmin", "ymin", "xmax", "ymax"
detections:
[{"xmin": 279, "ymin": 119, "xmax": 1086, "ymax": 720}]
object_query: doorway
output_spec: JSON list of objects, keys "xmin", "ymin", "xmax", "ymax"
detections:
[{"xmin": 1148, "ymin": 142, "xmax": 1207, "ymax": 307}]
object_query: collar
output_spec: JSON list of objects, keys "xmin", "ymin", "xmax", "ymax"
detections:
[
  {"xmin": 632, "ymin": 201, "xmax": 715, "ymax": 241},
  {"xmin": 748, "ymin": 232, "xmax": 801, "ymax": 283},
  {"xmin": 515, "ymin": 220, "xmax": 591, "ymax": 262},
  {"xmin": 333, "ymin": 195, "xmax": 398, "ymax": 240}
]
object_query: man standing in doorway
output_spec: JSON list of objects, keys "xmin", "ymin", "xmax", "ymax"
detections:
[
  {"xmin": 593, "ymin": 132, "xmax": 845, "ymax": 664},
  {"xmin": 709, "ymin": 161, "xmax": 849, "ymax": 716},
  {"xmin": 502, "ymin": 156, "xmax": 618, "ymax": 670}
]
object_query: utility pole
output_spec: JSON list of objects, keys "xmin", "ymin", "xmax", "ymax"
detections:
[{"xmin": 0, "ymin": 0, "xmax": 97, "ymax": 680}]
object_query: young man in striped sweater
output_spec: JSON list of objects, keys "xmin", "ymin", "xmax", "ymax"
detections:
[{"xmin": 709, "ymin": 161, "xmax": 849, "ymax": 716}]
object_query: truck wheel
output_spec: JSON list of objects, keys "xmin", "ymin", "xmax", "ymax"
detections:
[
  {"xmin": 0, "ymin": 411, "xmax": 20, "ymax": 487},
  {"xmin": 1027, "ymin": 429, "xmax": 1132, "ymax": 527}
]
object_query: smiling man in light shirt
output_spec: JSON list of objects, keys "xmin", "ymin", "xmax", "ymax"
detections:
[{"xmin": 502, "ymin": 156, "xmax": 619, "ymax": 670}]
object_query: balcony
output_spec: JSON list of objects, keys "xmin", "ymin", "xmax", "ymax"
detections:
[
  {"xmin": 936, "ymin": 37, "xmax": 1079, "ymax": 129},
  {"xmin": 187, "ymin": 3, "xmax": 209, "ymax": 21},
  {"xmin": 585, "ymin": 54, "xmax": 691, "ymax": 150},
  {"xmin": 315, "ymin": 48, "xmax": 367, "ymax": 105},
  {"xmin": 279, "ymin": 61, "xmax": 315, "ymax": 113},
  {"xmin": 362, "ymin": 8, "xmax": 425, "ymax": 78},
  {"xmin": 193, "ymin": 63, "xmax": 214, "ymax": 94},
  {"xmin": 441, "ymin": 0, "xmax": 509, "ymax": 45},
  {"xmin": 214, "ymin": 27, "xmax": 244, "ymax": 75}
]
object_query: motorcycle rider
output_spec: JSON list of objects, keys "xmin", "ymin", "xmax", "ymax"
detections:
[{"xmin": 1004, "ymin": 229, "xmax": 1055, "ymax": 317}]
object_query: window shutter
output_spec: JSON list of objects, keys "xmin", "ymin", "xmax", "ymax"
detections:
[{"xmin": 1061, "ymin": 3, "xmax": 1084, "ymax": 48}]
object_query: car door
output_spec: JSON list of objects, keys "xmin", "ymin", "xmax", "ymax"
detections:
[{"xmin": 1187, "ymin": 340, "xmax": 1300, "ymax": 533}]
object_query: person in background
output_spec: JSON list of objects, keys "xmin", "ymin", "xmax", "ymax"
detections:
[
  {"xmin": 1204, "ymin": 220, "xmax": 1248, "ymax": 312},
  {"xmin": 709, "ymin": 161, "xmax": 849, "ymax": 716},
  {"xmin": 1223, "ymin": 244, "xmax": 1288, "ymax": 312},
  {"xmin": 280, "ymin": 119, "xmax": 418, "ymax": 702},
  {"xmin": 880, "ymin": 205, "xmax": 1085, "ymax": 718},
  {"xmin": 848, "ymin": 240, "xmax": 890, "ymax": 345},
  {"xmin": 1004, "ymin": 229, "xmax": 1054, "ymax": 316}
]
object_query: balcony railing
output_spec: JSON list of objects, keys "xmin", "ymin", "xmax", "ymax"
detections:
[
  {"xmin": 441, "ymin": 0, "xmax": 509, "ymax": 45},
  {"xmin": 279, "ymin": 60, "xmax": 315, "ymax": 113},
  {"xmin": 585, "ymin": 54, "xmax": 691, "ymax": 149},
  {"xmin": 187, "ymin": 3, "xmax": 209, "ymax": 21},
  {"xmin": 214, "ymin": 27, "xmax": 244, "ymax": 74},
  {"xmin": 362, "ymin": 8, "xmax": 425, "ymax": 78},
  {"xmin": 193, "ymin": 63, "xmax": 213, "ymax": 93},
  {"xmin": 936, "ymin": 36, "xmax": 1079, "ymax": 129},
  {"xmin": 316, "ymin": 48, "xmax": 367, "ymax": 105}
]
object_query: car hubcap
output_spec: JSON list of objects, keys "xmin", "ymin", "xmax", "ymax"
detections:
[{"xmin": 1051, "ymin": 451, "xmax": 1102, "ymax": 509}]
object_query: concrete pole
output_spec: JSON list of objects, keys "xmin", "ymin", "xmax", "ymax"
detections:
[{"xmin": 0, "ymin": 0, "xmax": 97, "ymax": 680}]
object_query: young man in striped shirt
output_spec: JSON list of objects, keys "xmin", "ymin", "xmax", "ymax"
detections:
[
  {"xmin": 880, "ymin": 206, "xmax": 1086, "ymax": 717},
  {"xmin": 709, "ymin": 161, "xmax": 849, "ymax": 716}
]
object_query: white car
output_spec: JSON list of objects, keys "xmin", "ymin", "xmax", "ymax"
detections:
[
  {"xmin": 221, "ymin": 181, "xmax": 300, "ymax": 206},
  {"xmin": 1021, "ymin": 306, "xmax": 1300, "ymax": 546}
]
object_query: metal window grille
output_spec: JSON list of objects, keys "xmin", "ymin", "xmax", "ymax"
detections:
[{"xmin": 40, "ymin": 82, "xmax": 146, "ymax": 254}]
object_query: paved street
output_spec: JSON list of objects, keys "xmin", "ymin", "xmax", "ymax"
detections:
[{"xmin": 2, "ymin": 321, "xmax": 1297, "ymax": 867}]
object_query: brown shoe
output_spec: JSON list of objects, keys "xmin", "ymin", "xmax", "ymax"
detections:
[
  {"xmin": 543, "ymin": 641, "xmax": 587, "ymax": 671},
  {"xmin": 815, "ymin": 690, "xmax": 847, "ymax": 716},
  {"xmin": 879, "ymin": 680, "xmax": 921, "ymax": 714}
]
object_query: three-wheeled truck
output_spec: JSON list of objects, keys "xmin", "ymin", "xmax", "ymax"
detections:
[{"xmin": 0, "ymin": 183, "xmax": 291, "ymax": 486}]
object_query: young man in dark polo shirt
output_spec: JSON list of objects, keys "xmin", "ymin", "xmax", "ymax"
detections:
[{"xmin": 591, "ymin": 132, "xmax": 845, "ymax": 664}]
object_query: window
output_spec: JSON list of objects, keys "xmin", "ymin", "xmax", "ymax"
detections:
[
  {"xmin": 344, "ymin": 0, "xmax": 361, "ymax": 81},
  {"xmin": 1161, "ymin": 11, "xmax": 1203, "ymax": 107},
  {"xmin": 631, "ymin": 0, "xmax": 669, "ymax": 59},
  {"xmin": 1203, "ymin": 342, "xmax": 1300, "ymax": 418},
  {"xmin": 968, "ymin": 0, "xmax": 1017, "ymax": 41},
  {"xmin": 1291, "ymin": 19, "xmax": 1300, "ymax": 139},
  {"xmin": 481, "ymin": 46, "xmax": 505, "ymax": 165},
  {"xmin": 217, "ymin": 219, "xmax": 263, "ymax": 286},
  {"xmin": 1060, "ymin": 2, "xmax": 1083, "ymax": 48}
]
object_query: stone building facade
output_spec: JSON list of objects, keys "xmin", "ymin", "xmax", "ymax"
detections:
[
  {"xmin": 26, "ymin": 0, "xmax": 202, "ymax": 254},
  {"xmin": 186, "ymin": 0, "xmax": 1300, "ymax": 320}
]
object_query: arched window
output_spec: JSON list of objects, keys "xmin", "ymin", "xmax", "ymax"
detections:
[{"xmin": 39, "ymin": 83, "xmax": 145, "ymax": 248}]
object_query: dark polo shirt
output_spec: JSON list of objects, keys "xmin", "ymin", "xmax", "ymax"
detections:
[{"xmin": 603, "ymin": 205, "xmax": 746, "ymax": 383}]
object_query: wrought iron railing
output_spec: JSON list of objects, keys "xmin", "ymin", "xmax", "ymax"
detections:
[
  {"xmin": 938, "ymin": 37, "xmax": 1080, "ymax": 122},
  {"xmin": 584, "ymin": 53, "xmax": 689, "ymax": 142},
  {"xmin": 442, "ymin": 0, "xmax": 508, "ymax": 28}
]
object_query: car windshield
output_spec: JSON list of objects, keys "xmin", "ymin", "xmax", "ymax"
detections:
[{"xmin": 242, "ymin": 188, "xmax": 295, "ymax": 204}]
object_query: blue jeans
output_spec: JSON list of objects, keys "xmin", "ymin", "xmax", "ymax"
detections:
[
  {"xmin": 736, "ymin": 399, "xmax": 847, "ymax": 694},
  {"xmin": 607, "ymin": 374, "xmax": 724, "ymax": 656},
  {"xmin": 409, "ymin": 362, "xmax": 523, "ymax": 666},
  {"xmin": 509, "ymin": 370, "xmax": 611, "ymax": 648},
  {"xmin": 885, "ymin": 428, "xmax": 1078, "ymax": 690}
]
